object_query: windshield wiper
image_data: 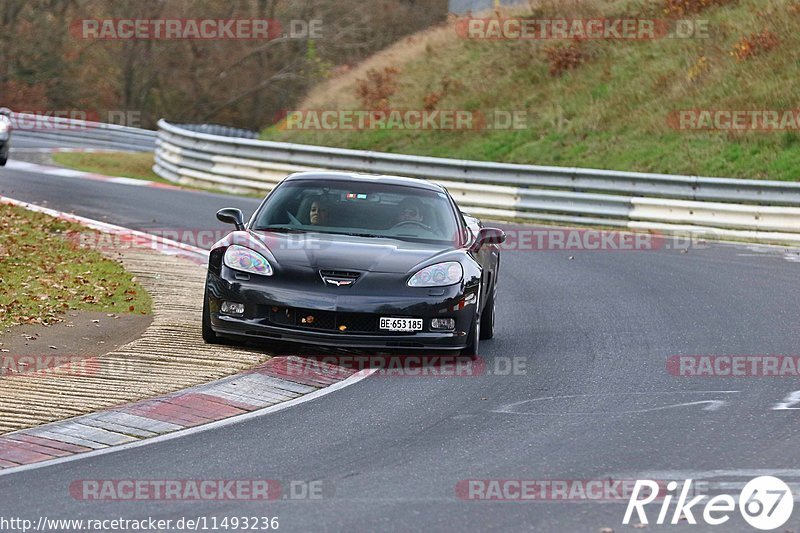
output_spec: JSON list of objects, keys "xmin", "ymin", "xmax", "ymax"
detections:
[
  {"xmin": 342, "ymin": 232, "xmax": 383, "ymax": 238},
  {"xmin": 305, "ymin": 229, "xmax": 383, "ymax": 238},
  {"xmin": 254, "ymin": 226, "xmax": 307, "ymax": 233}
]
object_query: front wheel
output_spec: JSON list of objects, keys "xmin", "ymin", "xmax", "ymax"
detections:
[
  {"xmin": 202, "ymin": 292, "xmax": 220, "ymax": 344},
  {"xmin": 480, "ymin": 283, "xmax": 496, "ymax": 340},
  {"xmin": 461, "ymin": 310, "xmax": 480, "ymax": 358}
]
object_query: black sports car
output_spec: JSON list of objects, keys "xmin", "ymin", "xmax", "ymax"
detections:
[{"xmin": 203, "ymin": 171, "xmax": 505, "ymax": 356}]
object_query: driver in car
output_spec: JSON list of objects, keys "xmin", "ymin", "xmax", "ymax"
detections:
[
  {"xmin": 309, "ymin": 198, "xmax": 330, "ymax": 226},
  {"xmin": 397, "ymin": 198, "xmax": 425, "ymax": 224}
]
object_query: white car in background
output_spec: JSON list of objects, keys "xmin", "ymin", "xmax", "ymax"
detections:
[{"xmin": 0, "ymin": 108, "xmax": 11, "ymax": 166}]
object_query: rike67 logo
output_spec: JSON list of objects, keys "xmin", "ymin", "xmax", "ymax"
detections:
[{"xmin": 624, "ymin": 476, "xmax": 794, "ymax": 530}]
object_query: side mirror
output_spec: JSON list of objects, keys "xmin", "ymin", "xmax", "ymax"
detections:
[
  {"xmin": 216, "ymin": 208, "xmax": 245, "ymax": 231},
  {"xmin": 470, "ymin": 227, "xmax": 506, "ymax": 252}
]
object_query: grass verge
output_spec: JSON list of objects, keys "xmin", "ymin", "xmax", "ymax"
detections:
[
  {"xmin": 0, "ymin": 203, "xmax": 152, "ymax": 329},
  {"xmin": 51, "ymin": 152, "xmax": 262, "ymax": 197},
  {"xmin": 263, "ymin": 0, "xmax": 800, "ymax": 181},
  {"xmin": 52, "ymin": 152, "xmax": 165, "ymax": 183}
]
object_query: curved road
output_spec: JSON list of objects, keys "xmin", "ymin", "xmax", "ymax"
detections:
[
  {"xmin": 10, "ymin": 125, "xmax": 154, "ymax": 153},
  {"xmin": 2, "ymin": 161, "xmax": 800, "ymax": 532}
]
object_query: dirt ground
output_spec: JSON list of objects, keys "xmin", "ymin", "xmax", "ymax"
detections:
[{"xmin": 0, "ymin": 311, "xmax": 152, "ymax": 365}]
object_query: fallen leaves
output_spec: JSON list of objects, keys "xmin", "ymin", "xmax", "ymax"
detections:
[{"xmin": 0, "ymin": 203, "xmax": 152, "ymax": 329}]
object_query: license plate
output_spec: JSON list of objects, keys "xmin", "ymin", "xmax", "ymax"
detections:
[{"xmin": 379, "ymin": 317, "xmax": 423, "ymax": 332}]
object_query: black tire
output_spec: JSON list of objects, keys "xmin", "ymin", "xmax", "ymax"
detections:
[
  {"xmin": 461, "ymin": 309, "xmax": 480, "ymax": 358},
  {"xmin": 0, "ymin": 157, "xmax": 6, "ymax": 167},
  {"xmin": 480, "ymin": 281, "xmax": 496, "ymax": 340},
  {"xmin": 202, "ymin": 292, "xmax": 220, "ymax": 344}
]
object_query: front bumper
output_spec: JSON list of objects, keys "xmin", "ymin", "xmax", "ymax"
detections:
[{"xmin": 206, "ymin": 268, "xmax": 477, "ymax": 350}]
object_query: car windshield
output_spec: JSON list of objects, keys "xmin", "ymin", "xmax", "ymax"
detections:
[{"xmin": 252, "ymin": 178, "xmax": 460, "ymax": 244}]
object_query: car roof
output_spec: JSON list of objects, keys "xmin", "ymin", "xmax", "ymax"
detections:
[{"xmin": 283, "ymin": 171, "xmax": 446, "ymax": 193}]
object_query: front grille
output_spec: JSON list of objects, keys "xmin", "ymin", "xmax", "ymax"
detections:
[
  {"xmin": 319, "ymin": 270, "xmax": 361, "ymax": 287},
  {"xmin": 319, "ymin": 270, "xmax": 361, "ymax": 279},
  {"xmin": 336, "ymin": 312, "xmax": 378, "ymax": 333},
  {"xmin": 262, "ymin": 305, "xmax": 404, "ymax": 334}
]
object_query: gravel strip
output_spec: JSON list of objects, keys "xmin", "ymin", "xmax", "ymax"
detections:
[{"xmin": 0, "ymin": 246, "xmax": 270, "ymax": 434}]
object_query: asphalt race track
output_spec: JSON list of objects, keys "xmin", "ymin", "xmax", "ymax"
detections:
[
  {"xmin": 2, "ymin": 156, "xmax": 800, "ymax": 532},
  {"xmin": 12, "ymin": 129, "xmax": 154, "ymax": 152}
]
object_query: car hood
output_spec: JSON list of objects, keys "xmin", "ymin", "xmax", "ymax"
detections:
[{"xmin": 250, "ymin": 230, "xmax": 454, "ymax": 274}]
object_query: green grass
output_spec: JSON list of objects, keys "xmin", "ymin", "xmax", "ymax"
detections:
[
  {"xmin": 52, "ymin": 152, "xmax": 263, "ymax": 197},
  {"xmin": 0, "ymin": 204, "xmax": 152, "ymax": 328},
  {"xmin": 52, "ymin": 152, "xmax": 166, "ymax": 183},
  {"xmin": 262, "ymin": 0, "xmax": 800, "ymax": 181}
]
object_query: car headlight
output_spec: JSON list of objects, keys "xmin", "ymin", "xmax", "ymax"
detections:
[
  {"xmin": 223, "ymin": 245, "xmax": 273, "ymax": 276},
  {"xmin": 408, "ymin": 261, "xmax": 463, "ymax": 287}
]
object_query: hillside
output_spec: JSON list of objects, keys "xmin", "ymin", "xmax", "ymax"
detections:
[
  {"xmin": 0, "ymin": 0, "xmax": 446, "ymax": 130},
  {"xmin": 262, "ymin": 0, "xmax": 800, "ymax": 181}
]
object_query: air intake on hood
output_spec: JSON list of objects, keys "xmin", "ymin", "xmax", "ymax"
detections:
[
  {"xmin": 319, "ymin": 270, "xmax": 361, "ymax": 288},
  {"xmin": 319, "ymin": 270, "xmax": 361, "ymax": 279}
]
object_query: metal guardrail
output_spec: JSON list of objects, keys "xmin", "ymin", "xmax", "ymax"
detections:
[
  {"xmin": 172, "ymin": 123, "xmax": 259, "ymax": 139},
  {"xmin": 154, "ymin": 119, "xmax": 800, "ymax": 245},
  {"xmin": 10, "ymin": 113, "xmax": 156, "ymax": 152}
]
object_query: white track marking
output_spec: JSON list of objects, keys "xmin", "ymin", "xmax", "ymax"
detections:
[
  {"xmin": 3, "ymin": 159, "xmax": 171, "ymax": 189},
  {"xmin": 773, "ymin": 390, "xmax": 800, "ymax": 410},
  {"xmin": 493, "ymin": 391, "xmax": 739, "ymax": 415}
]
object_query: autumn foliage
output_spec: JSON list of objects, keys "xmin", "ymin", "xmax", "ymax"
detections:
[
  {"xmin": 731, "ymin": 30, "xmax": 780, "ymax": 61},
  {"xmin": 663, "ymin": 0, "xmax": 737, "ymax": 17},
  {"xmin": 355, "ymin": 67, "xmax": 401, "ymax": 110},
  {"xmin": 544, "ymin": 42, "xmax": 585, "ymax": 77},
  {"xmin": 0, "ymin": 0, "xmax": 447, "ymax": 130},
  {"xmin": 0, "ymin": 204, "xmax": 151, "ymax": 328}
]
